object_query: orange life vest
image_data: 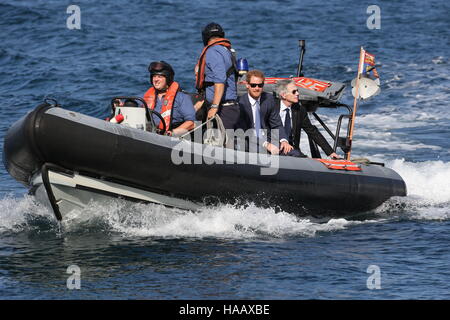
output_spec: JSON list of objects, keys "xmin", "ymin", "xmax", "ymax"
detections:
[
  {"xmin": 143, "ymin": 81, "xmax": 180, "ymax": 131},
  {"xmin": 195, "ymin": 38, "xmax": 232, "ymax": 91}
]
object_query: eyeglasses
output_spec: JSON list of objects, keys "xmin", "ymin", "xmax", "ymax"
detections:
[
  {"xmin": 291, "ymin": 89, "xmax": 299, "ymax": 94},
  {"xmin": 249, "ymin": 83, "xmax": 264, "ymax": 88}
]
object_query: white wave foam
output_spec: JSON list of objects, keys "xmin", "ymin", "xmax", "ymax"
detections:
[
  {"xmin": 0, "ymin": 195, "xmax": 54, "ymax": 233},
  {"xmin": 386, "ymin": 79, "xmax": 422, "ymax": 90},
  {"xmin": 357, "ymin": 112, "xmax": 441, "ymax": 129},
  {"xmin": 0, "ymin": 195, "xmax": 374, "ymax": 239},
  {"xmin": 372, "ymin": 159, "xmax": 450, "ymax": 220},
  {"xmin": 356, "ymin": 139, "xmax": 441, "ymax": 151},
  {"xmin": 61, "ymin": 201, "xmax": 369, "ymax": 239},
  {"xmin": 432, "ymin": 56, "xmax": 446, "ymax": 65},
  {"xmin": 383, "ymin": 74, "xmax": 402, "ymax": 84},
  {"xmin": 388, "ymin": 159, "xmax": 450, "ymax": 204},
  {"xmin": 412, "ymin": 206, "xmax": 450, "ymax": 221},
  {"xmin": 309, "ymin": 112, "xmax": 444, "ymax": 156}
]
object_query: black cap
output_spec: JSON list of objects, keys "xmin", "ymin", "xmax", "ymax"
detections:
[
  {"xmin": 148, "ymin": 61, "xmax": 175, "ymax": 85},
  {"xmin": 202, "ymin": 22, "xmax": 225, "ymax": 46}
]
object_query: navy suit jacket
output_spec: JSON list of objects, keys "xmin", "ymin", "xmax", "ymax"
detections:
[{"xmin": 238, "ymin": 92, "xmax": 287, "ymax": 143}]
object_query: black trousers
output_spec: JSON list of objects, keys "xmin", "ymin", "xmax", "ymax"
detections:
[
  {"xmin": 197, "ymin": 102, "xmax": 240, "ymax": 129},
  {"xmin": 197, "ymin": 101, "xmax": 240, "ymax": 149},
  {"xmin": 217, "ymin": 102, "xmax": 240, "ymax": 130}
]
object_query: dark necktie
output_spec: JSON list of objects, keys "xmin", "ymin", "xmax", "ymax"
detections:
[{"xmin": 284, "ymin": 108, "xmax": 292, "ymax": 143}]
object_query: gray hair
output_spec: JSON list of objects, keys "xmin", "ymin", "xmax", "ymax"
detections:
[{"xmin": 274, "ymin": 79, "xmax": 294, "ymax": 99}]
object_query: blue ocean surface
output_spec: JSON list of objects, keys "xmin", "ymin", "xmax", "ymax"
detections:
[{"xmin": 0, "ymin": 0, "xmax": 449, "ymax": 299}]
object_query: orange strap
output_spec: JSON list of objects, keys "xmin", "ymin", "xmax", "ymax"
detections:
[
  {"xmin": 316, "ymin": 159, "xmax": 361, "ymax": 171},
  {"xmin": 195, "ymin": 38, "xmax": 232, "ymax": 91},
  {"xmin": 143, "ymin": 81, "xmax": 179, "ymax": 130}
]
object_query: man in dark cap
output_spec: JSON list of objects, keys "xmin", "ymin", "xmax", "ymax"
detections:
[
  {"xmin": 144, "ymin": 61, "xmax": 196, "ymax": 136},
  {"xmin": 195, "ymin": 22, "xmax": 239, "ymax": 145}
]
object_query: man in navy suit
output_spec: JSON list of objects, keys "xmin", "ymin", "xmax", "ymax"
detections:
[
  {"xmin": 238, "ymin": 70, "xmax": 297, "ymax": 155},
  {"xmin": 274, "ymin": 79, "xmax": 340, "ymax": 159}
]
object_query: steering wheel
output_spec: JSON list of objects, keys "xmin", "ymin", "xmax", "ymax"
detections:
[
  {"xmin": 110, "ymin": 96, "xmax": 167, "ymax": 134},
  {"xmin": 147, "ymin": 109, "xmax": 167, "ymax": 134}
]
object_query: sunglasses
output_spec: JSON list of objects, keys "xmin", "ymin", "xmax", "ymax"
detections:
[
  {"xmin": 249, "ymin": 83, "xmax": 264, "ymax": 88},
  {"xmin": 291, "ymin": 89, "xmax": 299, "ymax": 94}
]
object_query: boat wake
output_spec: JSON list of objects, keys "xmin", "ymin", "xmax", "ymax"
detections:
[
  {"xmin": 375, "ymin": 159, "xmax": 450, "ymax": 221},
  {"xmin": 0, "ymin": 195, "xmax": 370, "ymax": 239},
  {"xmin": 0, "ymin": 159, "xmax": 449, "ymax": 238}
]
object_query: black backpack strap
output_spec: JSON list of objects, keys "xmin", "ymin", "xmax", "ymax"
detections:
[{"xmin": 225, "ymin": 48, "xmax": 239, "ymax": 91}]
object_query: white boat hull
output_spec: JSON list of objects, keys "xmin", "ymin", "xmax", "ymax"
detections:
[{"xmin": 31, "ymin": 169, "xmax": 201, "ymax": 219}]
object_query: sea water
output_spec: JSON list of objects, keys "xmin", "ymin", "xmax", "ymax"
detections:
[{"xmin": 0, "ymin": 0, "xmax": 449, "ymax": 299}]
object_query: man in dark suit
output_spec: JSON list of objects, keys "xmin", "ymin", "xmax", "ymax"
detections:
[
  {"xmin": 274, "ymin": 79, "xmax": 340, "ymax": 159},
  {"xmin": 238, "ymin": 70, "xmax": 296, "ymax": 155}
]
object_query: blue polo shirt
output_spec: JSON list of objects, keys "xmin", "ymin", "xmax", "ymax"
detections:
[
  {"xmin": 152, "ymin": 91, "xmax": 196, "ymax": 128},
  {"xmin": 204, "ymin": 45, "xmax": 237, "ymax": 103}
]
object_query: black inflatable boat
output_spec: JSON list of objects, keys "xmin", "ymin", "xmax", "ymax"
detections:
[{"xmin": 3, "ymin": 99, "xmax": 407, "ymax": 221}]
